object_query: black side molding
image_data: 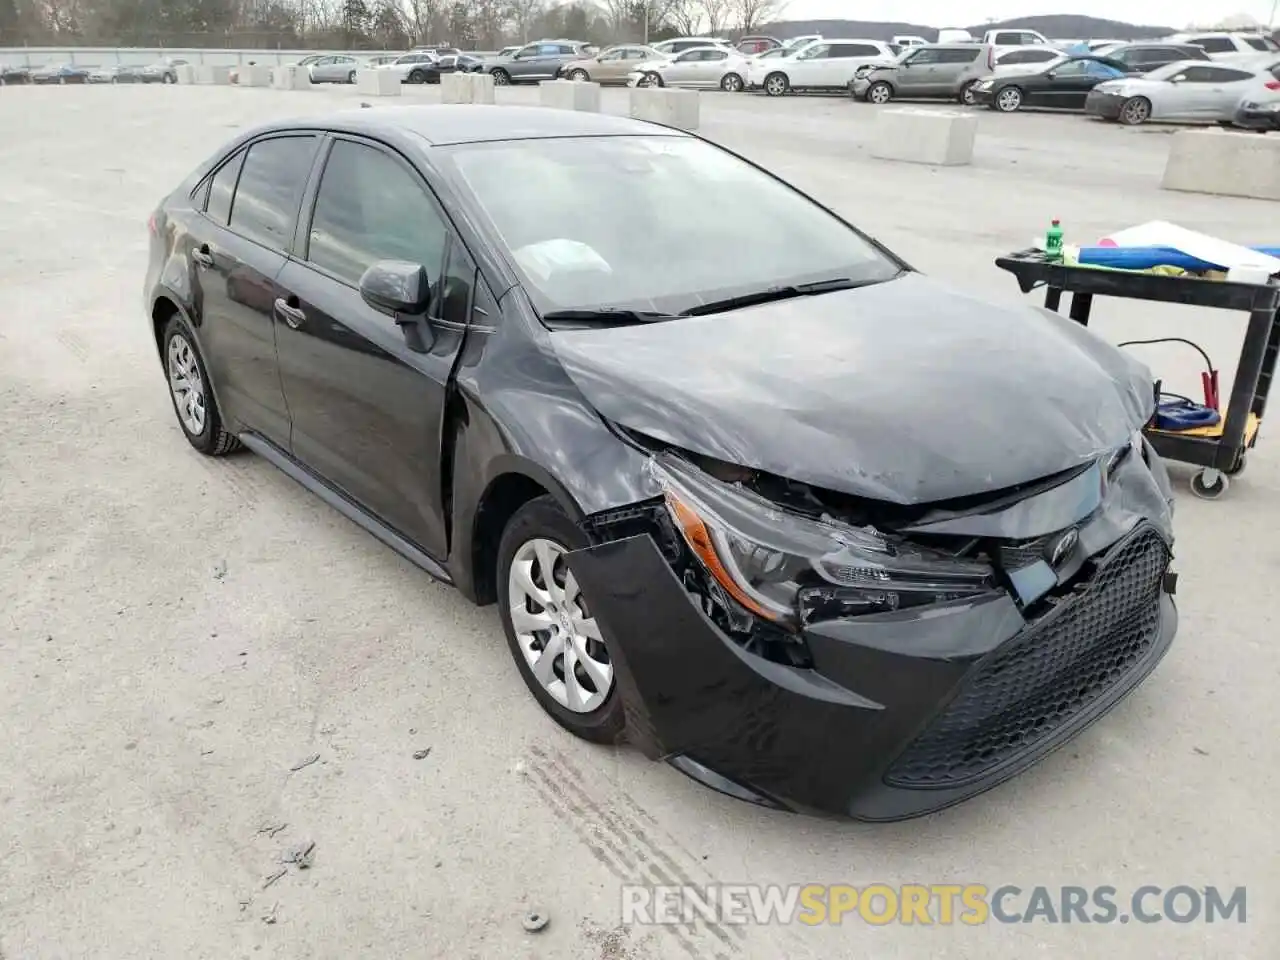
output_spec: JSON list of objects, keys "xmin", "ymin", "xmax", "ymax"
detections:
[{"xmin": 237, "ymin": 431, "xmax": 454, "ymax": 586}]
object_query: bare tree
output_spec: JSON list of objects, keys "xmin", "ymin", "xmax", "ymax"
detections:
[
  {"xmin": 700, "ymin": 0, "xmax": 731, "ymax": 35},
  {"xmin": 665, "ymin": 0, "xmax": 701, "ymax": 36},
  {"xmin": 399, "ymin": 0, "xmax": 445, "ymax": 42},
  {"xmin": 728, "ymin": 0, "xmax": 786, "ymax": 33},
  {"xmin": 507, "ymin": 0, "xmax": 544, "ymax": 43}
]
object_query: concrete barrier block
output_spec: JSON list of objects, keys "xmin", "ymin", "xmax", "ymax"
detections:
[
  {"xmin": 1162, "ymin": 128, "xmax": 1280, "ymax": 201},
  {"xmin": 356, "ymin": 69, "xmax": 401, "ymax": 96},
  {"xmin": 270, "ymin": 65, "xmax": 310, "ymax": 90},
  {"xmin": 466, "ymin": 72, "xmax": 496, "ymax": 104},
  {"xmin": 540, "ymin": 79, "xmax": 601, "ymax": 111},
  {"xmin": 628, "ymin": 87, "xmax": 700, "ymax": 130},
  {"xmin": 869, "ymin": 108, "xmax": 977, "ymax": 166},
  {"xmin": 239, "ymin": 64, "xmax": 272, "ymax": 87},
  {"xmin": 175, "ymin": 64, "xmax": 196, "ymax": 85},
  {"xmin": 441, "ymin": 72, "xmax": 469, "ymax": 103},
  {"xmin": 195, "ymin": 64, "xmax": 232, "ymax": 85}
]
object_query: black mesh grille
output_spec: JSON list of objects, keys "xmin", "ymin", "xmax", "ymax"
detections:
[{"xmin": 885, "ymin": 526, "xmax": 1170, "ymax": 789}]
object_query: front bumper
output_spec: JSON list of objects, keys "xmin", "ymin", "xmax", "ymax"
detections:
[
  {"xmin": 571, "ymin": 515, "xmax": 1176, "ymax": 821},
  {"xmin": 1086, "ymin": 90, "xmax": 1126, "ymax": 119},
  {"xmin": 970, "ymin": 85, "xmax": 995, "ymax": 106},
  {"xmin": 850, "ymin": 77, "xmax": 872, "ymax": 98}
]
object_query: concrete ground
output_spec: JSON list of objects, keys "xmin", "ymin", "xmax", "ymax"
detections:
[{"xmin": 0, "ymin": 81, "xmax": 1275, "ymax": 960}]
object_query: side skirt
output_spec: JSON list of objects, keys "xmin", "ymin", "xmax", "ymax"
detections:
[{"xmin": 237, "ymin": 431, "xmax": 454, "ymax": 586}]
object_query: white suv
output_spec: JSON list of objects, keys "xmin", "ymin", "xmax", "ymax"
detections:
[
  {"xmin": 747, "ymin": 39, "xmax": 898, "ymax": 96},
  {"xmin": 1166, "ymin": 32, "xmax": 1280, "ymax": 63}
]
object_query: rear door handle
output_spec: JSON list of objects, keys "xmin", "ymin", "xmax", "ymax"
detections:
[
  {"xmin": 273, "ymin": 297, "xmax": 306, "ymax": 329},
  {"xmin": 192, "ymin": 248, "xmax": 214, "ymax": 268}
]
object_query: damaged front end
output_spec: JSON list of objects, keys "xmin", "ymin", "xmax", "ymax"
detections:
[{"xmin": 570, "ymin": 440, "xmax": 1177, "ymax": 821}]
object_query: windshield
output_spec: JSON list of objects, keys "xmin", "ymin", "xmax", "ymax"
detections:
[{"xmin": 444, "ymin": 136, "xmax": 900, "ymax": 316}]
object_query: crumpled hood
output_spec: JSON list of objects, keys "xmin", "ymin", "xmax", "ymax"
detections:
[{"xmin": 550, "ymin": 272, "xmax": 1154, "ymax": 505}]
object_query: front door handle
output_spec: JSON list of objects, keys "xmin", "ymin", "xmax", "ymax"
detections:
[
  {"xmin": 192, "ymin": 246, "xmax": 214, "ymax": 268},
  {"xmin": 274, "ymin": 297, "xmax": 306, "ymax": 329}
]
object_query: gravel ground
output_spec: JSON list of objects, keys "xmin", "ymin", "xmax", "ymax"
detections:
[{"xmin": 0, "ymin": 81, "xmax": 1276, "ymax": 959}]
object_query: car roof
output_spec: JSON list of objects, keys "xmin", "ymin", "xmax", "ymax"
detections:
[{"xmin": 264, "ymin": 105, "xmax": 688, "ymax": 146}]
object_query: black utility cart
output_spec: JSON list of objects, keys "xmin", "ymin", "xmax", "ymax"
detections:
[{"xmin": 996, "ymin": 249, "xmax": 1280, "ymax": 500}]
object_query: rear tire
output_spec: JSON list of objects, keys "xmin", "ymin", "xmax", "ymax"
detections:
[
  {"xmin": 161, "ymin": 315, "xmax": 240, "ymax": 457},
  {"xmin": 497, "ymin": 496, "xmax": 625, "ymax": 745},
  {"xmin": 959, "ymin": 80, "xmax": 978, "ymax": 105},
  {"xmin": 1118, "ymin": 96, "xmax": 1151, "ymax": 126}
]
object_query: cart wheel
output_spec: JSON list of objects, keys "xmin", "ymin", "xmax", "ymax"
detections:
[
  {"xmin": 1190, "ymin": 469, "xmax": 1229, "ymax": 500},
  {"xmin": 1224, "ymin": 454, "xmax": 1247, "ymax": 478}
]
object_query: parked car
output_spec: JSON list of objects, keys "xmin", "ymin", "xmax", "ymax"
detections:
[
  {"xmin": 308, "ymin": 55, "xmax": 361, "ymax": 84},
  {"xmin": 747, "ymin": 39, "xmax": 898, "ymax": 96},
  {"xmin": 991, "ymin": 45, "xmax": 1064, "ymax": 73},
  {"xmin": 971, "ymin": 55, "xmax": 1129, "ymax": 112},
  {"xmin": 30, "ymin": 63, "xmax": 91, "ymax": 84},
  {"xmin": 983, "ymin": 28, "xmax": 1052, "ymax": 47},
  {"xmin": 377, "ymin": 51, "xmax": 442, "ymax": 83},
  {"xmin": 852, "ymin": 43, "xmax": 997, "ymax": 105},
  {"xmin": 420, "ymin": 54, "xmax": 484, "ymax": 82},
  {"xmin": 1165, "ymin": 31, "xmax": 1279, "ymax": 63},
  {"xmin": 629, "ymin": 45, "xmax": 750, "ymax": 91},
  {"xmin": 1094, "ymin": 42, "xmax": 1212, "ymax": 74},
  {"xmin": 140, "ymin": 58, "xmax": 188, "ymax": 83},
  {"xmin": 1234, "ymin": 97, "xmax": 1280, "ymax": 130},
  {"xmin": 88, "ymin": 65, "xmax": 134, "ymax": 83},
  {"xmin": 893, "ymin": 35, "xmax": 928, "ymax": 47},
  {"xmin": 735, "ymin": 35, "xmax": 781, "ymax": 54},
  {"xmin": 485, "ymin": 40, "xmax": 596, "ymax": 85},
  {"xmin": 144, "ymin": 104, "xmax": 1178, "ymax": 821},
  {"xmin": 1087, "ymin": 59, "xmax": 1280, "ymax": 125},
  {"xmin": 557, "ymin": 45, "xmax": 667, "ymax": 84},
  {"xmin": 0, "ymin": 64, "xmax": 31, "ymax": 84}
]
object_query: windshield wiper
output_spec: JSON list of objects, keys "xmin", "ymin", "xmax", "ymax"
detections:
[
  {"xmin": 541, "ymin": 308, "xmax": 678, "ymax": 327},
  {"xmin": 680, "ymin": 276, "xmax": 896, "ymax": 317}
]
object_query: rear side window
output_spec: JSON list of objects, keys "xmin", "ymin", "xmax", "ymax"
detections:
[
  {"xmin": 1204, "ymin": 66, "xmax": 1256, "ymax": 82},
  {"xmin": 228, "ymin": 136, "xmax": 318, "ymax": 251},
  {"xmin": 306, "ymin": 139, "xmax": 448, "ymax": 288},
  {"xmin": 834, "ymin": 43, "xmax": 881, "ymax": 58},
  {"xmin": 1245, "ymin": 37, "xmax": 1272, "ymax": 51},
  {"xmin": 206, "ymin": 150, "xmax": 244, "ymax": 225},
  {"xmin": 943, "ymin": 47, "xmax": 981, "ymax": 63},
  {"xmin": 1191, "ymin": 36, "xmax": 1235, "ymax": 53}
]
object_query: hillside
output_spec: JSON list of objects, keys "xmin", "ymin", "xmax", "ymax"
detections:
[{"xmin": 760, "ymin": 15, "xmax": 1175, "ymax": 42}]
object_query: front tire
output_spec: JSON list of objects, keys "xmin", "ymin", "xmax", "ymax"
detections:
[
  {"xmin": 568, "ymin": 68, "xmax": 589, "ymax": 82},
  {"xmin": 641, "ymin": 71, "xmax": 663, "ymax": 87},
  {"xmin": 866, "ymin": 80, "xmax": 892, "ymax": 104},
  {"xmin": 721, "ymin": 72, "xmax": 744, "ymax": 92},
  {"xmin": 1119, "ymin": 96, "xmax": 1151, "ymax": 126},
  {"xmin": 347, "ymin": 69, "xmax": 357, "ymax": 83},
  {"xmin": 994, "ymin": 85, "xmax": 1023, "ymax": 112},
  {"xmin": 162, "ymin": 315, "xmax": 240, "ymax": 456},
  {"xmin": 497, "ymin": 496, "xmax": 624, "ymax": 744},
  {"xmin": 491, "ymin": 68, "xmax": 511, "ymax": 86},
  {"xmin": 764, "ymin": 71, "xmax": 789, "ymax": 97},
  {"xmin": 409, "ymin": 68, "xmax": 426, "ymax": 83}
]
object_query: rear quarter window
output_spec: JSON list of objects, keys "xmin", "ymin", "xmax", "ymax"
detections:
[{"xmin": 205, "ymin": 150, "xmax": 245, "ymax": 225}]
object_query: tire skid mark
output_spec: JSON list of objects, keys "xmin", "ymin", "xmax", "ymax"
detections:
[
  {"xmin": 527, "ymin": 744, "xmax": 743, "ymax": 956},
  {"xmin": 56, "ymin": 329, "xmax": 89, "ymax": 362}
]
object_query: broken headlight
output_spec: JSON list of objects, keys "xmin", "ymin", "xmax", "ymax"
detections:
[{"xmin": 650, "ymin": 455, "xmax": 997, "ymax": 629}]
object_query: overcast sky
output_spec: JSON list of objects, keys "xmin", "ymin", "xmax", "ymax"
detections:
[{"xmin": 780, "ymin": 1, "xmax": 1276, "ymax": 30}]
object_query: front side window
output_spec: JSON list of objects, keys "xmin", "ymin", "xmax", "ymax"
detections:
[
  {"xmin": 227, "ymin": 136, "xmax": 317, "ymax": 251},
  {"xmin": 445, "ymin": 135, "xmax": 900, "ymax": 316},
  {"xmin": 306, "ymin": 140, "xmax": 448, "ymax": 288},
  {"xmin": 906, "ymin": 48, "xmax": 942, "ymax": 64}
]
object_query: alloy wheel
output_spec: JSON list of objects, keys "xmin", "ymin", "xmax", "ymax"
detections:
[
  {"xmin": 569, "ymin": 69, "xmax": 588, "ymax": 81},
  {"xmin": 868, "ymin": 82, "xmax": 891, "ymax": 104},
  {"xmin": 491, "ymin": 69, "xmax": 510, "ymax": 85},
  {"xmin": 722, "ymin": 73, "xmax": 743, "ymax": 92},
  {"xmin": 1120, "ymin": 97, "xmax": 1150, "ymax": 125},
  {"xmin": 508, "ymin": 537, "xmax": 613, "ymax": 715},
  {"xmin": 765, "ymin": 73, "xmax": 788, "ymax": 96},
  {"xmin": 960, "ymin": 82, "xmax": 977, "ymax": 105},
  {"xmin": 167, "ymin": 334, "xmax": 207, "ymax": 436},
  {"xmin": 996, "ymin": 87, "xmax": 1022, "ymax": 112}
]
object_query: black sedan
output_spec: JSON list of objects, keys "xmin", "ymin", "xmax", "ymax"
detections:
[
  {"xmin": 144, "ymin": 106, "xmax": 1178, "ymax": 820},
  {"xmin": 972, "ymin": 55, "xmax": 1131, "ymax": 112},
  {"xmin": 422, "ymin": 53, "xmax": 484, "ymax": 83}
]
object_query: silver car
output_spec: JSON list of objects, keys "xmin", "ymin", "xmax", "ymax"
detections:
[
  {"xmin": 852, "ymin": 43, "xmax": 997, "ymax": 104},
  {"xmin": 308, "ymin": 55, "xmax": 361, "ymax": 84},
  {"xmin": 627, "ymin": 46, "xmax": 749, "ymax": 90},
  {"xmin": 1086, "ymin": 58, "xmax": 1280, "ymax": 124}
]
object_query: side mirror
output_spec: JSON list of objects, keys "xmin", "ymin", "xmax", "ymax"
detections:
[{"xmin": 360, "ymin": 260, "xmax": 430, "ymax": 317}]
